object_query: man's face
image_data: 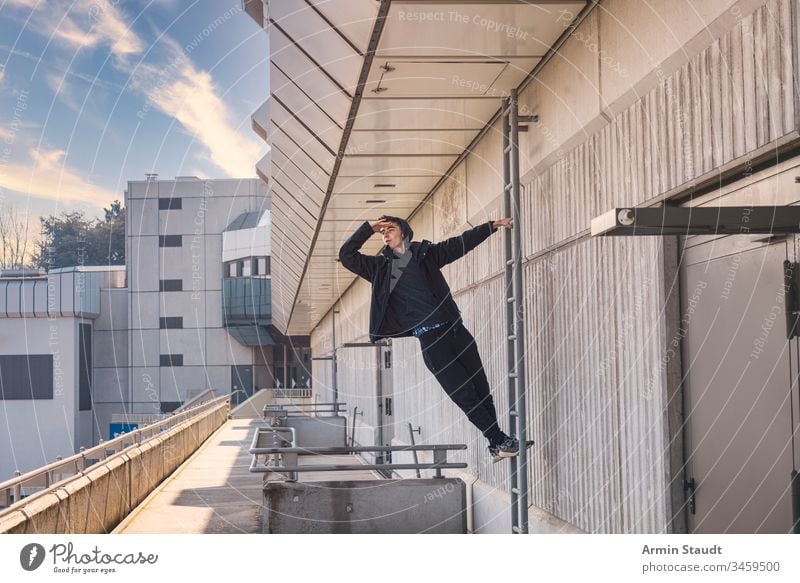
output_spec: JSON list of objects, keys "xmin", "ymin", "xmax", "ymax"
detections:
[{"xmin": 380, "ymin": 221, "xmax": 404, "ymax": 249}]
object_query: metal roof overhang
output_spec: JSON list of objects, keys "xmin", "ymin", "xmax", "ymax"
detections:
[{"xmin": 250, "ymin": 0, "xmax": 591, "ymax": 336}]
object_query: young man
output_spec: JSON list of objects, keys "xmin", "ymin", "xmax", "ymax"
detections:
[{"xmin": 338, "ymin": 214, "xmax": 526, "ymax": 462}]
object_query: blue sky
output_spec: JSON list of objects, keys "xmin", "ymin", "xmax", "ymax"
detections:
[{"xmin": 0, "ymin": 0, "xmax": 268, "ymax": 223}]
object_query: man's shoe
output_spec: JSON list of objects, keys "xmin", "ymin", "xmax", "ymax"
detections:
[
  {"xmin": 488, "ymin": 437, "xmax": 534, "ymax": 463},
  {"xmin": 488, "ymin": 443, "xmax": 503, "ymax": 463}
]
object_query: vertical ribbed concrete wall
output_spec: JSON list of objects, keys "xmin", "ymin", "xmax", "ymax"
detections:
[{"xmin": 312, "ymin": 0, "xmax": 799, "ymax": 533}]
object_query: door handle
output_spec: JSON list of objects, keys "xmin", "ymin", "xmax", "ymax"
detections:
[{"xmin": 684, "ymin": 477, "xmax": 697, "ymax": 515}]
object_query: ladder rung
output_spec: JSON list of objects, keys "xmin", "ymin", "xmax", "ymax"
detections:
[
  {"xmin": 504, "ymin": 183, "xmax": 513, "ymax": 191},
  {"xmin": 511, "ymin": 487, "xmax": 521, "ymax": 495},
  {"xmin": 508, "ymin": 334, "xmax": 517, "ymax": 340},
  {"xmin": 509, "ymin": 410, "xmax": 518, "ymax": 417},
  {"xmin": 506, "ymin": 296, "xmax": 515, "ymax": 303},
  {"xmin": 503, "ymin": 145, "xmax": 512, "ymax": 154},
  {"xmin": 508, "ymin": 373, "xmax": 517, "ymax": 379},
  {"xmin": 506, "ymin": 259, "xmax": 514, "ymax": 265},
  {"xmin": 512, "ymin": 525, "xmax": 525, "ymax": 534}
]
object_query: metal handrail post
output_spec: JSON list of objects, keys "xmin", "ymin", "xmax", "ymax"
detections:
[
  {"xmin": 408, "ymin": 423, "xmax": 421, "ymax": 478},
  {"xmin": 332, "ymin": 307, "xmax": 339, "ymax": 407}
]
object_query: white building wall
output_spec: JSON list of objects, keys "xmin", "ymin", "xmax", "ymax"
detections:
[{"xmin": 0, "ymin": 317, "xmax": 78, "ymax": 480}]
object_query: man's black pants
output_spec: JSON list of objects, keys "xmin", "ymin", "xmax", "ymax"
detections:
[{"xmin": 417, "ymin": 321, "xmax": 506, "ymax": 445}]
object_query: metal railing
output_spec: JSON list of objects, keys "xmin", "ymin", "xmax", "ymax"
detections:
[
  {"xmin": 249, "ymin": 426, "xmax": 467, "ymax": 481},
  {"xmin": 272, "ymin": 387, "xmax": 313, "ymax": 398},
  {"xmin": 263, "ymin": 401, "xmax": 347, "ymax": 419},
  {"xmin": 0, "ymin": 395, "xmax": 232, "ymax": 510}
]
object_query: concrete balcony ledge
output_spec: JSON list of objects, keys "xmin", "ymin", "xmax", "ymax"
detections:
[{"xmin": 0, "ymin": 404, "xmax": 229, "ymax": 534}]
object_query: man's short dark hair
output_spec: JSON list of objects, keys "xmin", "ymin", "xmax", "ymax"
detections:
[{"xmin": 379, "ymin": 215, "xmax": 413, "ymax": 240}]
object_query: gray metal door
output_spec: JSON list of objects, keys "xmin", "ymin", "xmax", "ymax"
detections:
[
  {"xmin": 231, "ymin": 365, "xmax": 253, "ymax": 406},
  {"xmin": 681, "ymin": 237, "xmax": 795, "ymax": 533}
]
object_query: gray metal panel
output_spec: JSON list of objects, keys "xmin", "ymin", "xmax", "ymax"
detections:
[
  {"xmin": 270, "ymin": 29, "xmax": 352, "ymax": 125},
  {"xmin": 377, "ymin": 2, "xmax": 586, "ymax": 58},
  {"xmin": 271, "ymin": 63, "xmax": 343, "ymax": 147},
  {"xmin": 269, "ymin": 0, "xmax": 364, "ymax": 93},
  {"xmin": 270, "ymin": 132, "xmax": 331, "ymax": 195},
  {"xmin": 308, "ymin": 0, "xmax": 379, "ymax": 54},
  {"xmin": 338, "ymin": 154, "xmax": 456, "ymax": 177},
  {"xmin": 270, "ymin": 148, "xmax": 326, "ymax": 210},
  {"xmin": 353, "ymin": 98, "xmax": 496, "ymax": 131},
  {"xmin": 271, "ymin": 99, "xmax": 336, "ymax": 173}
]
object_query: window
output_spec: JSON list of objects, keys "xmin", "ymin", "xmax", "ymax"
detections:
[
  {"xmin": 160, "ymin": 354, "xmax": 183, "ymax": 366},
  {"xmin": 259, "ymin": 257, "xmax": 270, "ymax": 276},
  {"xmin": 237, "ymin": 261, "xmax": 244, "ymax": 277},
  {"xmin": 159, "ymin": 279, "xmax": 183, "ymax": 292},
  {"xmin": 159, "ymin": 317, "xmax": 183, "ymax": 329},
  {"xmin": 159, "ymin": 235, "xmax": 182, "ymax": 247},
  {"xmin": 158, "ymin": 197, "xmax": 182, "ymax": 210},
  {"xmin": 227, "ymin": 262, "xmax": 236, "ymax": 277},
  {"xmin": 0, "ymin": 355, "xmax": 53, "ymax": 400},
  {"xmin": 242, "ymin": 260, "xmax": 251, "ymax": 277},
  {"xmin": 78, "ymin": 324, "xmax": 92, "ymax": 411}
]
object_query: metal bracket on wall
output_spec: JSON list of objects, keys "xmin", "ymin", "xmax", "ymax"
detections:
[{"xmin": 591, "ymin": 206, "xmax": 800, "ymax": 237}]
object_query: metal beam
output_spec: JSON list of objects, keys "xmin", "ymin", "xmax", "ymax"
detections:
[{"xmin": 591, "ymin": 206, "xmax": 800, "ymax": 237}]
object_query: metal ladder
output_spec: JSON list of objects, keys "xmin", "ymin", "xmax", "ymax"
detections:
[{"xmin": 502, "ymin": 88, "xmax": 535, "ymax": 534}]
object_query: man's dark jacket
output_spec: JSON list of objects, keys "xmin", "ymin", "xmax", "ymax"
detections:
[{"xmin": 338, "ymin": 219, "xmax": 499, "ymax": 343}]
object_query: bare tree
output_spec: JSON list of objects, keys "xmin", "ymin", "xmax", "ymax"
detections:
[{"xmin": 0, "ymin": 202, "xmax": 34, "ymax": 269}]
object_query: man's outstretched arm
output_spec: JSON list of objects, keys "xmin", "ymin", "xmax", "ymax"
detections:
[
  {"xmin": 427, "ymin": 218, "xmax": 511, "ymax": 268},
  {"xmin": 339, "ymin": 220, "xmax": 380, "ymax": 281}
]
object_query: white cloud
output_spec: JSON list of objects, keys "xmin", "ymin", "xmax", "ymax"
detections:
[
  {"xmin": 3, "ymin": 0, "xmax": 40, "ymax": 7},
  {"xmin": 8, "ymin": 0, "xmax": 144, "ymax": 59},
  {"xmin": 0, "ymin": 147, "xmax": 118, "ymax": 206},
  {"xmin": 7, "ymin": 1, "xmax": 263, "ymax": 183},
  {"xmin": 130, "ymin": 36, "xmax": 264, "ymax": 178}
]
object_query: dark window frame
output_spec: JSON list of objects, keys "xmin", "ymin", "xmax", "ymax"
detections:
[
  {"xmin": 158, "ymin": 197, "xmax": 182, "ymax": 210},
  {"xmin": 159, "ymin": 317, "xmax": 183, "ymax": 329},
  {"xmin": 159, "ymin": 235, "xmax": 182, "ymax": 247},
  {"xmin": 159, "ymin": 354, "xmax": 184, "ymax": 367},
  {"xmin": 0, "ymin": 355, "xmax": 54, "ymax": 400},
  {"xmin": 78, "ymin": 323, "xmax": 92, "ymax": 411},
  {"xmin": 159, "ymin": 279, "xmax": 183, "ymax": 292}
]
